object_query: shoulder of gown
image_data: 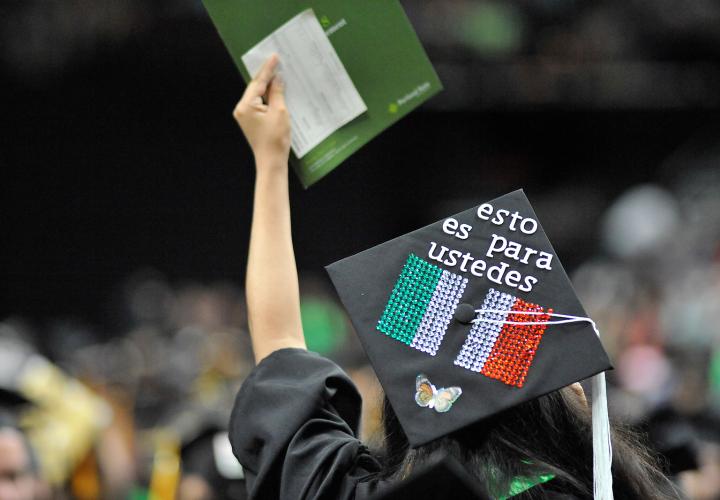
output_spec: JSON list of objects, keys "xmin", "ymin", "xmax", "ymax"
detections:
[{"xmin": 229, "ymin": 348, "xmax": 382, "ymax": 500}]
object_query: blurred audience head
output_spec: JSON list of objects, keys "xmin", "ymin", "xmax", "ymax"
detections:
[{"xmin": 0, "ymin": 414, "xmax": 36, "ymax": 500}]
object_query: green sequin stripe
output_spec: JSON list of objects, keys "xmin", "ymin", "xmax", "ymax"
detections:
[{"xmin": 377, "ymin": 254, "xmax": 443, "ymax": 345}]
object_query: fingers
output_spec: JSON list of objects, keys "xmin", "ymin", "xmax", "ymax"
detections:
[
  {"xmin": 242, "ymin": 53, "xmax": 279, "ymax": 104},
  {"xmin": 250, "ymin": 95, "xmax": 268, "ymax": 112},
  {"xmin": 255, "ymin": 53, "xmax": 279, "ymax": 83},
  {"xmin": 233, "ymin": 54, "xmax": 286, "ymax": 123},
  {"xmin": 266, "ymin": 73, "xmax": 286, "ymax": 110}
]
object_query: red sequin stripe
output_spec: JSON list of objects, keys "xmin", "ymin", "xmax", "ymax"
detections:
[{"xmin": 480, "ymin": 298, "xmax": 553, "ymax": 388}]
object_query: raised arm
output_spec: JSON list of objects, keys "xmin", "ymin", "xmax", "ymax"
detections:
[{"xmin": 234, "ymin": 54, "xmax": 306, "ymax": 363}]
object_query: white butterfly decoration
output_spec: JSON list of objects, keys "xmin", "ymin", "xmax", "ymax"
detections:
[{"xmin": 414, "ymin": 374, "xmax": 462, "ymax": 413}]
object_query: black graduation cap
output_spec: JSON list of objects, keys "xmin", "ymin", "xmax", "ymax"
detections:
[{"xmin": 326, "ymin": 190, "xmax": 615, "ymax": 496}]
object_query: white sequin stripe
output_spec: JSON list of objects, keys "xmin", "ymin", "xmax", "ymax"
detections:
[
  {"xmin": 410, "ymin": 270, "xmax": 468, "ymax": 356},
  {"xmin": 454, "ymin": 288, "xmax": 515, "ymax": 372},
  {"xmin": 454, "ymin": 293, "xmax": 500, "ymax": 371}
]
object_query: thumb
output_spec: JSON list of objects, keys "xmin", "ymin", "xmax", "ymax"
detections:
[{"xmin": 267, "ymin": 74, "xmax": 286, "ymax": 110}]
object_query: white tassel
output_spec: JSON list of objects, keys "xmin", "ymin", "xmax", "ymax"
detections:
[{"xmin": 592, "ymin": 371, "xmax": 613, "ymax": 500}]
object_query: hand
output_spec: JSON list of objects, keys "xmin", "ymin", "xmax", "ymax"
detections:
[{"xmin": 233, "ymin": 54, "xmax": 291, "ymax": 167}]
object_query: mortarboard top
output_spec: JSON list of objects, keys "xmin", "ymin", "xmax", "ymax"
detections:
[{"xmin": 326, "ymin": 189, "xmax": 612, "ymax": 448}]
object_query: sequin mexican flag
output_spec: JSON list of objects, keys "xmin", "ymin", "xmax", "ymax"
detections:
[
  {"xmin": 377, "ymin": 254, "xmax": 468, "ymax": 356},
  {"xmin": 454, "ymin": 288, "xmax": 552, "ymax": 388}
]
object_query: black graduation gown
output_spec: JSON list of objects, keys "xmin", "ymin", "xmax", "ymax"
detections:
[
  {"xmin": 228, "ymin": 348, "xmax": 583, "ymax": 500},
  {"xmin": 228, "ymin": 348, "xmax": 383, "ymax": 500}
]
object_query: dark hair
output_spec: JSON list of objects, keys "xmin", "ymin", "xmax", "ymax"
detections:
[{"xmin": 379, "ymin": 386, "xmax": 679, "ymax": 499}]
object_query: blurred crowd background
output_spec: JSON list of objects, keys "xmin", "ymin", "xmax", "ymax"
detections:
[{"xmin": 2, "ymin": 0, "xmax": 720, "ymax": 499}]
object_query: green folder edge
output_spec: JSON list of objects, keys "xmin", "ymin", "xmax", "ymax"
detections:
[{"xmin": 202, "ymin": 0, "xmax": 443, "ymax": 187}]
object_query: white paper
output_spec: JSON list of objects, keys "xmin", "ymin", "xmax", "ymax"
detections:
[{"xmin": 242, "ymin": 9, "xmax": 367, "ymax": 158}]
